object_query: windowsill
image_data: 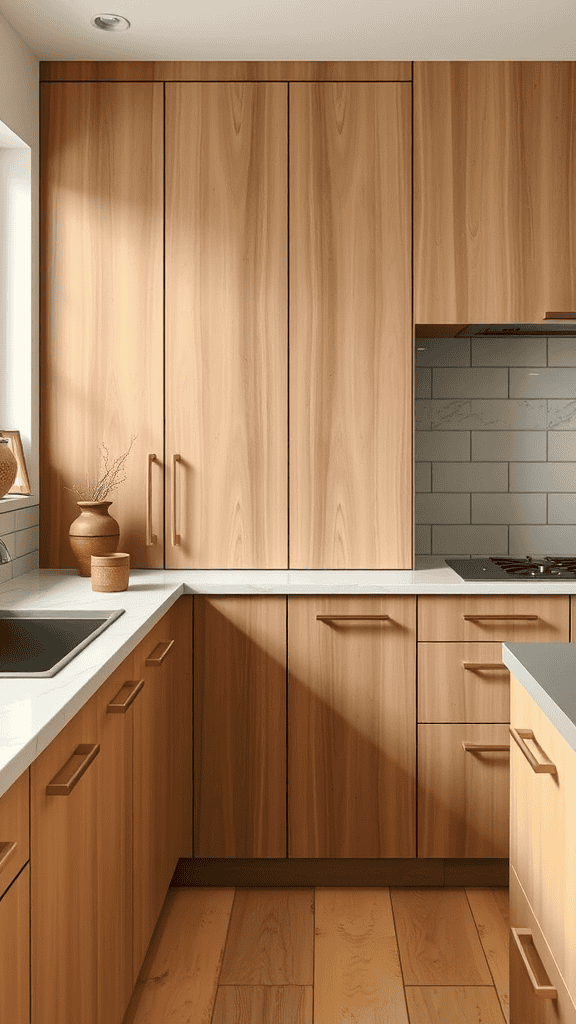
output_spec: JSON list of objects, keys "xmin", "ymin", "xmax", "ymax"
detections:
[{"xmin": 0, "ymin": 494, "xmax": 37, "ymax": 512}]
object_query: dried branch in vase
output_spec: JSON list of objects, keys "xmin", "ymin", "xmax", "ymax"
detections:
[{"xmin": 68, "ymin": 436, "xmax": 137, "ymax": 502}]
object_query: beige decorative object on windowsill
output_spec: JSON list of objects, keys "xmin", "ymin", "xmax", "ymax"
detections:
[
  {"xmin": 0, "ymin": 437, "xmax": 17, "ymax": 498},
  {"xmin": 0, "ymin": 431, "xmax": 31, "ymax": 495},
  {"xmin": 91, "ymin": 552, "xmax": 130, "ymax": 592}
]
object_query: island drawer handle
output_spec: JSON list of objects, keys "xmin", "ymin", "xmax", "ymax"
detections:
[
  {"xmin": 46, "ymin": 744, "xmax": 100, "ymax": 796},
  {"xmin": 463, "ymin": 662, "xmax": 506, "ymax": 670},
  {"xmin": 172, "ymin": 453, "xmax": 181, "ymax": 546},
  {"xmin": 511, "ymin": 928, "xmax": 558, "ymax": 999},
  {"xmin": 145, "ymin": 639, "xmax": 175, "ymax": 667},
  {"xmin": 0, "ymin": 841, "xmax": 17, "ymax": 874},
  {"xmin": 509, "ymin": 727, "xmax": 557, "ymax": 774},
  {"xmin": 107, "ymin": 679, "xmax": 145, "ymax": 713},
  {"xmin": 317, "ymin": 614, "xmax": 391, "ymax": 623},
  {"xmin": 146, "ymin": 453, "xmax": 157, "ymax": 546},
  {"xmin": 462, "ymin": 742, "xmax": 510, "ymax": 753},
  {"xmin": 463, "ymin": 614, "xmax": 538, "ymax": 621}
]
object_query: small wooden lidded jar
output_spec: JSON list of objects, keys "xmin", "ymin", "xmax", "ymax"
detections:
[{"xmin": 91, "ymin": 552, "xmax": 130, "ymax": 592}]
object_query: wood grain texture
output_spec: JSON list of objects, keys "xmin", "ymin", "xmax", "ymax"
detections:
[
  {"xmin": 165, "ymin": 83, "xmax": 287, "ymax": 568},
  {"xmin": 95, "ymin": 656, "xmax": 135, "ymax": 1024},
  {"xmin": 418, "ymin": 595, "xmax": 569, "ymax": 643},
  {"xmin": 123, "ymin": 888, "xmax": 235, "ymax": 1024},
  {"xmin": 314, "ymin": 888, "xmax": 409, "ymax": 1024},
  {"xmin": 414, "ymin": 61, "xmax": 576, "ymax": 322},
  {"xmin": 391, "ymin": 889, "xmax": 493, "ymax": 986},
  {"xmin": 510, "ymin": 866, "xmax": 576, "ymax": 1024},
  {"xmin": 0, "ymin": 866, "xmax": 30, "ymax": 1024},
  {"xmin": 220, "ymin": 889, "xmax": 314, "ymax": 985},
  {"xmin": 194, "ymin": 597, "xmax": 287, "ymax": 857},
  {"xmin": 31, "ymin": 697, "xmax": 99, "ymax": 1024},
  {"xmin": 166, "ymin": 598, "xmax": 193, "ymax": 860},
  {"xmin": 467, "ymin": 888, "xmax": 510, "ymax": 1022},
  {"xmin": 288, "ymin": 596, "xmax": 416, "ymax": 857},
  {"xmin": 405, "ymin": 987, "xmax": 506, "ymax": 1024},
  {"xmin": 510, "ymin": 674, "xmax": 576, "ymax": 998},
  {"xmin": 40, "ymin": 83, "xmax": 164, "ymax": 567},
  {"xmin": 213, "ymin": 986, "xmax": 313, "ymax": 1024},
  {"xmin": 0, "ymin": 769, "xmax": 28, "ymax": 898},
  {"xmin": 418, "ymin": 724, "xmax": 510, "ymax": 858},
  {"xmin": 418, "ymin": 643, "xmax": 510, "ymax": 724},
  {"xmin": 41, "ymin": 61, "xmax": 411, "ymax": 82},
  {"xmin": 289, "ymin": 83, "xmax": 412, "ymax": 568}
]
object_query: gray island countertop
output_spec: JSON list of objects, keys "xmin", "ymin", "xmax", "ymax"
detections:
[{"xmin": 503, "ymin": 643, "xmax": 576, "ymax": 754}]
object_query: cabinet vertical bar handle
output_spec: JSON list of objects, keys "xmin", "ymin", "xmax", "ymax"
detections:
[
  {"xmin": 145, "ymin": 639, "xmax": 175, "ymax": 666},
  {"xmin": 0, "ymin": 840, "xmax": 17, "ymax": 873},
  {"xmin": 462, "ymin": 742, "xmax": 510, "ymax": 753},
  {"xmin": 509, "ymin": 727, "xmax": 557, "ymax": 774},
  {"xmin": 107, "ymin": 679, "xmax": 145, "ymax": 713},
  {"xmin": 46, "ymin": 743, "xmax": 100, "ymax": 795},
  {"xmin": 511, "ymin": 928, "xmax": 558, "ymax": 999},
  {"xmin": 172, "ymin": 454, "xmax": 181, "ymax": 546},
  {"xmin": 146, "ymin": 453, "xmax": 157, "ymax": 546}
]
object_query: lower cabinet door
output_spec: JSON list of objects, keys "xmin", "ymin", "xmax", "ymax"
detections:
[
  {"xmin": 0, "ymin": 864, "xmax": 29, "ymax": 1024},
  {"xmin": 288, "ymin": 596, "xmax": 416, "ymax": 857},
  {"xmin": 31, "ymin": 699, "xmax": 99, "ymax": 1024},
  {"xmin": 418, "ymin": 723, "xmax": 510, "ymax": 858}
]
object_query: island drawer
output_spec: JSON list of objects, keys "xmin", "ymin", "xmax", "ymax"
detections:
[
  {"xmin": 0, "ymin": 769, "xmax": 29, "ymax": 898},
  {"xmin": 418, "ymin": 642, "xmax": 510, "ymax": 723},
  {"xmin": 418, "ymin": 595, "xmax": 569, "ymax": 643}
]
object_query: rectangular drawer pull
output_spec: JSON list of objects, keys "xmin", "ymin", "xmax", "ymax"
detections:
[
  {"xmin": 509, "ymin": 727, "xmax": 557, "ymax": 774},
  {"xmin": 511, "ymin": 928, "xmax": 558, "ymax": 999},
  {"xmin": 145, "ymin": 639, "xmax": 175, "ymax": 666},
  {"xmin": 46, "ymin": 743, "xmax": 100, "ymax": 796},
  {"xmin": 463, "ymin": 614, "xmax": 538, "ymax": 621},
  {"xmin": 463, "ymin": 662, "xmax": 506, "ymax": 670},
  {"xmin": 0, "ymin": 840, "xmax": 17, "ymax": 874},
  {"xmin": 316, "ymin": 614, "xmax": 390, "ymax": 623},
  {"xmin": 462, "ymin": 742, "xmax": 510, "ymax": 753},
  {"xmin": 107, "ymin": 678, "xmax": 145, "ymax": 713}
]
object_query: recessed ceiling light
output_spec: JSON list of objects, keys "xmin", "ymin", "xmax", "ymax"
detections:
[{"xmin": 91, "ymin": 13, "xmax": 130, "ymax": 31}]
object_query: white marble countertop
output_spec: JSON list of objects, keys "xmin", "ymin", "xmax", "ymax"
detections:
[
  {"xmin": 1, "ymin": 565, "xmax": 576, "ymax": 798},
  {"xmin": 503, "ymin": 643, "xmax": 576, "ymax": 754}
]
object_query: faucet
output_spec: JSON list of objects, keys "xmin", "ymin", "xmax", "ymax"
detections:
[{"xmin": 0, "ymin": 539, "xmax": 11, "ymax": 563}]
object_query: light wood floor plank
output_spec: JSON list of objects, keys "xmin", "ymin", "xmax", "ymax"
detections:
[
  {"xmin": 466, "ymin": 888, "xmax": 510, "ymax": 1023},
  {"xmin": 314, "ymin": 888, "xmax": 409, "ymax": 1024},
  {"xmin": 219, "ymin": 888, "xmax": 314, "ymax": 985},
  {"xmin": 212, "ymin": 985, "xmax": 313, "ymax": 1023},
  {"xmin": 391, "ymin": 889, "xmax": 492, "ymax": 986},
  {"xmin": 405, "ymin": 986, "xmax": 506, "ymax": 1024},
  {"xmin": 122, "ymin": 887, "xmax": 235, "ymax": 1024}
]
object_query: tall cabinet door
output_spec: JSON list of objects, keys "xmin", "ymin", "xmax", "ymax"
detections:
[
  {"xmin": 415, "ymin": 61, "xmax": 576, "ymax": 323},
  {"xmin": 289, "ymin": 83, "xmax": 412, "ymax": 568},
  {"xmin": 40, "ymin": 83, "xmax": 164, "ymax": 567},
  {"xmin": 165, "ymin": 84, "xmax": 288, "ymax": 568}
]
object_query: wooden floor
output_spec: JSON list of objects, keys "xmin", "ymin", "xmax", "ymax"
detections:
[{"xmin": 122, "ymin": 886, "xmax": 509, "ymax": 1024}]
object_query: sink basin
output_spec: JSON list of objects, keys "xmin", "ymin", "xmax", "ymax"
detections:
[{"xmin": 0, "ymin": 609, "xmax": 125, "ymax": 677}]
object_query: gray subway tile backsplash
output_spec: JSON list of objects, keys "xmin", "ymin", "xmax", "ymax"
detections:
[
  {"xmin": 0, "ymin": 504, "xmax": 40, "ymax": 581},
  {"xmin": 415, "ymin": 367, "xmax": 432, "ymax": 399},
  {"xmin": 415, "ymin": 336, "xmax": 576, "ymax": 556}
]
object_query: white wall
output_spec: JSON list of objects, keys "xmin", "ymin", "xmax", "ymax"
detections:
[{"xmin": 0, "ymin": 12, "xmax": 39, "ymax": 578}]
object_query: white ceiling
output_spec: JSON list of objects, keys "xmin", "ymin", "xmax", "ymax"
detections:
[{"xmin": 1, "ymin": 0, "xmax": 575, "ymax": 61}]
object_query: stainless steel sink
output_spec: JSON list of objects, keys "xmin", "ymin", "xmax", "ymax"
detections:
[{"xmin": 0, "ymin": 609, "xmax": 125, "ymax": 677}]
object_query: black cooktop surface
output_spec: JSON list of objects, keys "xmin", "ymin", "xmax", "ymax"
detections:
[{"xmin": 445, "ymin": 557, "xmax": 576, "ymax": 580}]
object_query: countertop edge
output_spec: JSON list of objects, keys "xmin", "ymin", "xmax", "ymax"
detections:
[{"xmin": 502, "ymin": 643, "xmax": 576, "ymax": 754}]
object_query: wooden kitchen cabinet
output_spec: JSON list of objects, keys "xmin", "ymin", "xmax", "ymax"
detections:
[
  {"xmin": 418, "ymin": 642, "xmax": 510, "ymax": 723},
  {"xmin": 0, "ymin": 865, "xmax": 30, "ymax": 1024},
  {"xmin": 288, "ymin": 597, "xmax": 416, "ymax": 857},
  {"xmin": 290, "ymin": 83, "xmax": 412, "ymax": 568},
  {"xmin": 415, "ymin": 61, "xmax": 576, "ymax": 323},
  {"xmin": 165, "ymin": 83, "xmax": 288, "ymax": 568},
  {"xmin": 0, "ymin": 768, "xmax": 29, "ymax": 897},
  {"xmin": 194, "ymin": 596, "xmax": 286, "ymax": 857},
  {"xmin": 40, "ymin": 81, "xmax": 164, "ymax": 568},
  {"xmin": 418, "ymin": 594, "xmax": 569, "ymax": 643}
]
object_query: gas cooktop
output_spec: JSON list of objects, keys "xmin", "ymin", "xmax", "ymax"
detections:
[{"xmin": 445, "ymin": 556, "xmax": 576, "ymax": 581}]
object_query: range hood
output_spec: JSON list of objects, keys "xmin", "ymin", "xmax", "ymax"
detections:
[{"xmin": 416, "ymin": 320, "xmax": 576, "ymax": 337}]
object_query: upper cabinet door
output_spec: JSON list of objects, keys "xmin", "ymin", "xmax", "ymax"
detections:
[
  {"xmin": 289, "ymin": 84, "xmax": 412, "ymax": 568},
  {"xmin": 40, "ymin": 83, "xmax": 164, "ymax": 567},
  {"xmin": 165, "ymin": 83, "xmax": 288, "ymax": 568},
  {"xmin": 415, "ymin": 61, "xmax": 576, "ymax": 324}
]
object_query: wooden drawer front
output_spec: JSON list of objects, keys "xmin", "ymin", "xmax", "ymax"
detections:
[
  {"xmin": 418, "ymin": 595, "xmax": 569, "ymax": 642},
  {"xmin": 0, "ymin": 863, "xmax": 30, "ymax": 1024},
  {"xmin": 0, "ymin": 770, "xmax": 29, "ymax": 898},
  {"xmin": 418, "ymin": 642, "xmax": 509, "ymax": 723},
  {"xmin": 510, "ymin": 675, "xmax": 576, "ymax": 997},
  {"xmin": 510, "ymin": 865, "xmax": 576, "ymax": 1024},
  {"xmin": 418, "ymin": 723, "xmax": 510, "ymax": 858}
]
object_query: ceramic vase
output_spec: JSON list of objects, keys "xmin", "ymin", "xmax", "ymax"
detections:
[
  {"xmin": 69, "ymin": 500, "xmax": 120, "ymax": 577},
  {"xmin": 0, "ymin": 438, "xmax": 17, "ymax": 498}
]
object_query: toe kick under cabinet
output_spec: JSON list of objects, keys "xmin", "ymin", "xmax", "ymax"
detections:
[{"xmin": 417, "ymin": 595, "xmax": 569, "ymax": 859}]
